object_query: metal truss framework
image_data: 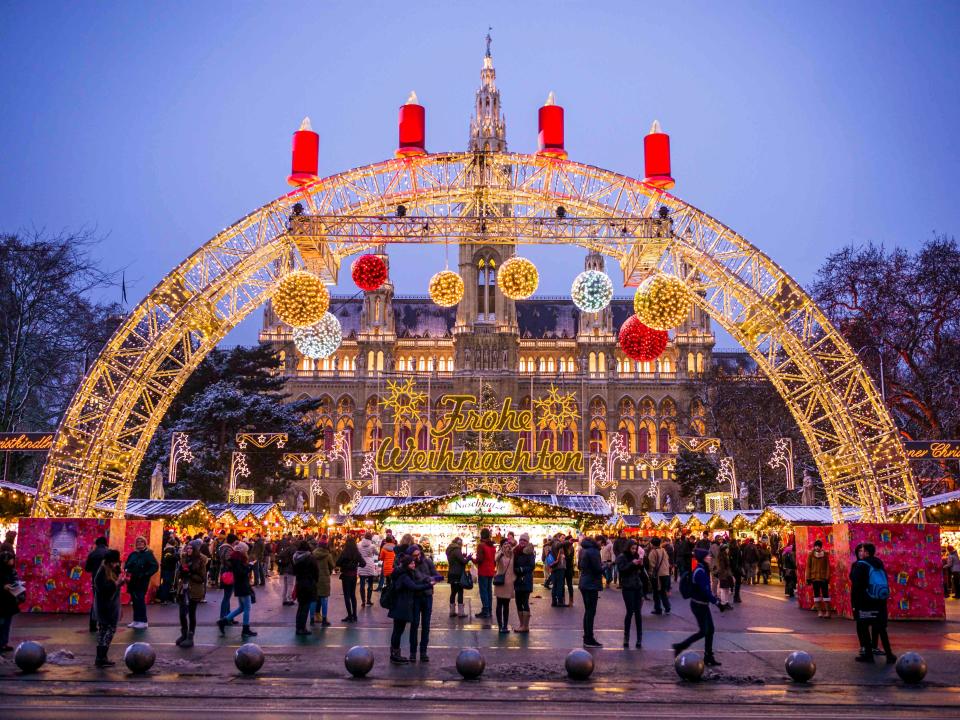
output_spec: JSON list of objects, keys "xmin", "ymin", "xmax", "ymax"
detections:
[{"xmin": 34, "ymin": 151, "xmax": 921, "ymax": 523}]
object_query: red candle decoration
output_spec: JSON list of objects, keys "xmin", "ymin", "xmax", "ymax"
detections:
[
  {"xmin": 397, "ymin": 91, "xmax": 426, "ymax": 158},
  {"xmin": 287, "ymin": 117, "xmax": 319, "ymax": 186},
  {"xmin": 537, "ymin": 91, "xmax": 567, "ymax": 159},
  {"xmin": 619, "ymin": 315, "xmax": 668, "ymax": 362},
  {"xmin": 351, "ymin": 254, "xmax": 388, "ymax": 292},
  {"xmin": 643, "ymin": 120, "xmax": 675, "ymax": 190}
]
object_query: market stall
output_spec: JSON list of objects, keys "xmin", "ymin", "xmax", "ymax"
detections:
[
  {"xmin": 351, "ymin": 490, "xmax": 611, "ymax": 557},
  {"xmin": 121, "ymin": 499, "xmax": 215, "ymax": 536},
  {"xmin": 892, "ymin": 490, "xmax": 960, "ymax": 547}
]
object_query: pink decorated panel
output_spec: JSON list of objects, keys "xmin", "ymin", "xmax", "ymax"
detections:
[
  {"xmin": 16, "ymin": 517, "xmax": 162, "ymax": 613},
  {"xmin": 794, "ymin": 525, "xmax": 839, "ymax": 610}
]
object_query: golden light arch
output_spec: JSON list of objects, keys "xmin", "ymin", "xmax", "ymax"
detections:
[{"xmin": 34, "ymin": 151, "xmax": 921, "ymax": 523}]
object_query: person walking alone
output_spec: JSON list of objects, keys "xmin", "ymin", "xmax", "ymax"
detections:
[
  {"xmin": 945, "ymin": 546, "xmax": 960, "ymax": 599},
  {"xmin": 647, "ymin": 537, "xmax": 672, "ymax": 615},
  {"xmin": 217, "ymin": 541, "xmax": 257, "ymax": 638},
  {"xmin": 93, "ymin": 549, "xmax": 125, "ymax": 667},
  {"xmin": 378, "ymin": 534, "xmax": 397, "ymax": 592},
  {"xmin": 123, "ymin": 536, "xmax": 158, "ymax": 630},
  {"xmin": 475, "ymin": 528, "xmax": 496, "ymax": 619},
  {"xmin": 512, "ymin": 533, "xmax": 536, "ymax": 633},
  {"xmin": 358, "ymin": 532, "xmax": 380, "ymax": 608},
  {"xmin": 672, "ymin": 547, "xmax": 730, "ymax": 666},
  {"xmin": 173, "ymin": 541, "xmax": 208, "ymax": 648},
  {"xmin": 616, "ymin": 539, "xmax": 645, "ymax": 648},
  {"xmin": 578, "ymin": 535, "xmax": 604, "ymax": 648},
  {"xmin": 217, "ymin": 534, "xmax": 237, "ymax": 621},
  {"xmin": 805, "ymin": 539, "xmax": 831, "ymax": 617},
  {"xmin": 493, "ymin": 539, "xmax": 515, "ymax": 634},
  {"xmin": 444, "ymin": 537, "xmax": 472, "ymax": 618},
  {"xmin": 336, "ymin": 536, "xmax": 365, "ymax": 623}
]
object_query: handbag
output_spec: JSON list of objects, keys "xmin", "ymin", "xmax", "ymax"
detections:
[
  {"xmin": 492, "ymin": 573, "xmax": 505, "ymax": 586},
  {"xmin": 220, "ymin": 570, "xmax": 234, "ymax": 586},
  {"xmin": 4, "ymin": 581, "xmax": 26, "ymax": 604},
  {"xmin": 460, "ymin": 569, "xmax": 474, "ymax": 590}
]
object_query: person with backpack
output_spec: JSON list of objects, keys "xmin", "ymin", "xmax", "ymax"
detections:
[
  {"xmin": 616, "ymin": 539, "xmax": 645, "ymax": 648},
  {"xmin": 850, "ymin": 542, "xmax": 896, "ymax": 663},
  {"xmin": 672, "ymin": 547, "xmax": 730, "ymax": 666},
  {"xmin": 647, "ymin": 537, "xmax": 671, "ymax": 615}
]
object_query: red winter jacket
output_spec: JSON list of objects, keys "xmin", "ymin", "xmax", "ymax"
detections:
[{"xmin": 476, "ymin": 540, "xmax": 496, "ymax": 577}]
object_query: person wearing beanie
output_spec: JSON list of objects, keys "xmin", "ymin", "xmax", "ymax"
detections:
[
  {"xmin": 387, "ymin": 551, "xmax": 435, "ymax": 664},
  {"xmin": 512, "ymin": 533, "xmax": 536, "ymax": 633},
  {"xmin": 93, "ymin": 549, "xmax": 125, "ymax": 667},
  {"xmin": 577, "ymin": 535, "xmax": 605, "ymax": 648},
  {"xmin": 123, "ymin": 536, "xmax": 159, "ymax": 630},
  {"xmin": 217, "ymin": 541, "xmax": 257, "ymax": 638},
  {"xmin": 217, "ymin": 533, "xmax": 238, "ymax": 620},
  {"xmin": 672, "ymin": 547, "xmax": 730, "ymax": 666}
]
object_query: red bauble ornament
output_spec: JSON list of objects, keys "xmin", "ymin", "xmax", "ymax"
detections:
[
  {"xmin": 351, "ymin": 254, "xmax": 388, "ymax": 291},
  {"xmin": 619, "ymin": 315, "xmax": 668, "ymax": 362}
]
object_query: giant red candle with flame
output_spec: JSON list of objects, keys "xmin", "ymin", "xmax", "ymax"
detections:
[
  {"xmin": 643, "ymin": 120, "xmax": 675, "ymax": 190},
  {"xmin": 287, "ymin": 117, "xmax": 319, "ymax": 186},
  {"xmin": 397, "ymin": 91, "xmax": 426, "ymax": 157},
  {"xmin": 537, "ymin": 91, "xmax": 567, "ymax": 159}
]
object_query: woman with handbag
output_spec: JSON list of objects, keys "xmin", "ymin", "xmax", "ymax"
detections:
[
  {"xmin": 444, "ymin": 537, "xmax": 473, "ymax": 618},
  {"xmin": 217, "ymin": 541, "xmax": 257, "ymax": 638},
  {"xmin": 0, "ymin": 549, "xmax": 22, "ymax": 653},
  {"xmin": 493, "ymin": 539, "xmax": 514, "ymax": 634},
  {"xmin": 336, "ymin": 536, "xmax": 365, "ymax": 623},
  {"xmin": 173, "ymin": 541, "xmax": 208, "ymax": 648}
]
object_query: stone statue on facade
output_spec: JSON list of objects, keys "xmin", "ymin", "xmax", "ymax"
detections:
[
  {"xmin": 738, "ymin": 481, "xmax": 750, "ymax": 510},
  {"xmin": 296, "ymin": 491, "xmax": 305, "ymax": 513},
  {"xmin": 664, "ymin": 494, "xmax": 672, "ymax": 512},
  {"xmin": 801, "ymin": 468, "xmax": 816, "ymax": 506}
]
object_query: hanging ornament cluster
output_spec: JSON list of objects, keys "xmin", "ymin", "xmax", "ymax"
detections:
[
  {"xmin": 273, "ymin": 270, "xmax": 330, "ymax": 328},
  {"xmin": 619, "ymin": 315, "xmax": 668, "ymax": 362},
  {"xmin": 632, "ymin": 273, "xmax": 692, "ymax": 330},
  {"xmin": 351, "ymin": 254, "xmax": 388, "ymax": 292},
  {"xmin": 498, "ymin": 256, "xmax": 539, "ymax": 300},
  {"xmin": 570, "ymin": 269, "xmax": 614, "ymax": 313},
  {"xmin": 428, "ymin": 270, "xmax": 464, "ymax": 307},
  {"xmin": 293, "ymin": 312, "xmax": 343, "ymax": 359}
]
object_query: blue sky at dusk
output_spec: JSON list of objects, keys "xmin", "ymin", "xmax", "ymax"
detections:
[{"xmin": 1, "ymin": 2, "xmax": 958, "ymax": 348}]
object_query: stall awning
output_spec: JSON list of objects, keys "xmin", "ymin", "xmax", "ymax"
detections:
[{"xmin": 350, "ymin": 490, "xmax": 611, "ymax": 522}]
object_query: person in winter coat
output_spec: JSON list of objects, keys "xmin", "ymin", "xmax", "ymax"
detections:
[
  {"xmin": 781, "ymin": 544, "xmax": 798, "ymax": 598},
  {"xmin": 674, "ymin": 535, "xmax": 693, "ymax": 580},
  {"xmin": 312, "ymin": 539, "xmax": 336, "ymax": 625},
  {"xmin": 173, "ymin": 541, "xmax": 208, "ymax": 648},
  {"xmin": 217, "ymin": 534, "xmax": 237, "ymax": 619},
  {"xmin": 616, "ymin": 539, "xmax": 646, "ymax": 648},
  {"xmin": 408, "ymin": 544, "xmax": 440, "ymax": 662},
  {"xmin": 93, "ymin": 549, "xmax": 125, "ymax": 667},
  {"xmin": 378, "ymin": 533, "xmax": 396, "ymax": 591},
  {"xmin": 474, "ymin": 528, "xmax": 497, "ymax": 618},
  {"xmin": 123, "ymin": 536, "xmax": 159, "ymax": 629},
  {"xmin": 716, "ymin": 544, "xmax": 735, "ymax": 606},
  {"xmin": 945, "ymin": 546, "xmax": 960, "ymax": 599},
  {"xmin": 806, "ymin": 539, "xmax": 831, "ymax": 617},
  {"xmin": 741, "ymin": 540, "xmax": 759, "ymax": 585},
  {"xmin": 0, "ymin": 550, "xmax": 21, "ymax": 652},
  {"xmin": 728, "ymin": 538, "xmax": 743, "ymax": 603},
  {"xmin": 672, "ymin": 547, "xmax": 730, "ymax": 666},
  {"xmin": 84, "ymin": 536, "xmax": 110, "ymax": 632},
  {"xmin": 577, "ymin": 535, "xmax": 605, "ymax": 648},
  {"xmin": 493, "ymin": 539, "xmax": 515, "ymax": 634},
  {"xmin": 444, "ymin": 537, "xmax": 472, "ymax": 618},
  {"xmin": 336, "ymin": 536, "xmax": 365, "ymax": 623},
  {"xmin": 277, "ymin": 538, "xmax": 295, "ymax": 606},
  {"xmin": 850, "ymin": 542, "xmax": 896, "ymax": 663},
  {"xmin": 218, "ymin": 541, "xmax": 257, "ymax": 638},
  {"xmin": 562, "ymin": 537, "xmax": 576, "ymax": 606},
  {"xmin": 292, "ymin": 541, "xmax": 319, "ymax": 635},
  {"xmin": 357, "ymin": 532, "xmax": 380, "ymax": 608},
  {"xmin": 512, "ymin": 533, "xmax": 536, "ymax": 633},
  {"xmin": 647, "ymin": 537, "xmax": 672, "ymax": 615},
  {"xmin": 387, "ymin": 552, "xmax": 435, "ymax": 663},
  {"xmin": 757, "ymin": 542, "xmax": 772, "ymax": 584},
  {"xmin": 157, "ymin": 542, "xmax": 179, "ymax": 604},
  {"xmin": 547, "ymin": 539, "xmax": 567, "ymax": 607}
]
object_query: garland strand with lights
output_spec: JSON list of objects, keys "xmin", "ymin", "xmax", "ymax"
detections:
[
  {"xmin": 498, "ymin": 256, "xmax": 539, "ymax": 300},
  {"xmin": 633, "ymin": 273, "xmax": 692, "ymax": 330},
  {"xmin": 293, "ymin": 312, "xmax": 343, "ymax": 359},
  {"xmin": 618, "ymin": 315, "xmax": 668, "ymax": 362},
  {"xmin": 351, "ymin": 254, "xmax": 388, "ymax": 291},
  {"xmin": 273, "ymin": 270, "xmax": 330, "ymax": 327},
  {"xmin": 571, "ymin": 269, "xmax": 614, "ymax": 313}
]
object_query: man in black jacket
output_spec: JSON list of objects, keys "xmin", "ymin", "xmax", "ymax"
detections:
[
  {"xmin": 578, "ymin": 535, "xmax": 605, "ymax": 648},
  {"xmin": 84, "ymin": 537, "xmax": 110, "ymax": 632},
  {"xmin": 850, "ymin": 542, "xmax": 896, "ymax": 664}
]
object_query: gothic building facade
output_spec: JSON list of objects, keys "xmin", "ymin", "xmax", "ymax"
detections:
[{"xmin": 260, "ymin": 42, "xmax": 724, "ymax": 515}]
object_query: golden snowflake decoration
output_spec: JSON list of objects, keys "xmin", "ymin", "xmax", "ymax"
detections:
[
  {"xmin": 381, "ymin": 378, "xmax": 426, "ymax": 420},
  {"xmin": 534, "ymin": 384, "xmax": 579, "ymax": 429}
]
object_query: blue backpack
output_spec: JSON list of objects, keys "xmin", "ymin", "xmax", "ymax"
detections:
[{"xmin": 858, "ymin": 560, "xmax": 890, "ymax": 600}]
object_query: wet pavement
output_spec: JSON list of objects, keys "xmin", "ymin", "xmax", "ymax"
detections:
[{"xmin": 2, "ymin": 574, "xmax": 959, "ymax": 717}]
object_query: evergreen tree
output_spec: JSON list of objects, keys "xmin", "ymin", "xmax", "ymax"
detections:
[{"xmin": 673, "ymin": 448, "xmax": 719, "ymax": 510}]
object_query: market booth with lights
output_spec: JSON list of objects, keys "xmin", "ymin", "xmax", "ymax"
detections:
[{"xmin": 350, "ymin": 490, "xmax": 610, "ymax": 558}]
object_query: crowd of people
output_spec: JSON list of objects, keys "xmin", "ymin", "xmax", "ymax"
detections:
[{"xmin": 1, "ymin": 524, "xmax": 956, "ymax": 667}]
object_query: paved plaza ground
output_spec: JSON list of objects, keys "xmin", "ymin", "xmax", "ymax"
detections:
[{"xmin": 1, "ymin": 574, "xmax": 959, "ymax": 718}]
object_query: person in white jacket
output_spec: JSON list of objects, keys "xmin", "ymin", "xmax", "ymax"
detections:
[{"xmin": 358, "ymin": 533, "xmax": 381, "ymax": 607}]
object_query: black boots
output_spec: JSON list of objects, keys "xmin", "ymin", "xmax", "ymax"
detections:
[
  {"xmin": 241, "ymin": 626, "xmax": 258, "ymax": 637},
  {"xmin": 94, "ymin": 646, "xmax": 115, "ymax": 667},
  {"xmin": 704, "ymin": 655, "xmax": 721, "ymax": 666},
  {"xmin": 390, "ymin": 647, "xmax": 408, "ymax": 664}
]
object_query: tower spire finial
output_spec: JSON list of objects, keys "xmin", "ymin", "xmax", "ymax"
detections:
[{"xmin": 485, "ymin": 27, "xmax": 492, "ymax": 57}]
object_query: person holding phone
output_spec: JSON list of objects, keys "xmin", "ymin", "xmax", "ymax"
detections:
[{"xmin": 93, "ymin": 549, "xmax": 126, "ymax": 667}]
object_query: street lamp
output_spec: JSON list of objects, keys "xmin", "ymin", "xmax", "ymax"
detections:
[{"xmin": 856, "ymin": 344, "xmax": 886, "ymax": 403}]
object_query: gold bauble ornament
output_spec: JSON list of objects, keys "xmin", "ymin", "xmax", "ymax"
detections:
[
  {"xmin": 633, "ymin": 273, "xmax": 692, "ymax": 330},
  {"xmin": 498, "ymin": 256, "xmax": 539, "ymax": 300},
  {"xmin": 272, "ymin": 270, "xmax": 330, "ymax": 328},
  {"xmin": 428, "ymin": 270, "xmax": 464, "ymax": 307}
]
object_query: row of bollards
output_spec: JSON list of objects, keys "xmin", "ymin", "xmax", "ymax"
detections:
[{"xmin": 9, "ymin": 641, "xmax": 929, "ymax": 685}]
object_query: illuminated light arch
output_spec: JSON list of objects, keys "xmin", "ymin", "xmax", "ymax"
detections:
[{"xmin": 35, "ymin": 151, "xmax": 919, "ymax": 522}]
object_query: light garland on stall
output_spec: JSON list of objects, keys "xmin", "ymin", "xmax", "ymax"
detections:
[
  {"xmin": 428, "ymin": 269, "xmax": 465, "ymax": 307},
  {"xmin": 498, "ymin": 257, "xmax": 539, "ymax": 300},
  {"xmin": 570, "ymin": 269, "xmax": 614, "ymax": 313},
  {"xmin": 273, "ymin": 270, "xmax": 330, "ymax": 328},
  {"xmin": 293, "ymin": 312, "xmax": 343, "ymax": 359},
  {"xmin": 351, "ymin": 254, "xmax": 388, "ymax": 291},
  {"xmin": 633, "ymin": 273, "xmax": 692, "ymax": 330},
  {"xmin": 618, "ymin": 315, "xmax": 668, "ymax": 362}
]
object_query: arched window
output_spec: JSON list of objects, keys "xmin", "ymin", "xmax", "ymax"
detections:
[
  {"xmin": 476, "ymin": 255, "xmax": 497, "ymax": 322},
  {"xmin": 418, "ymin": 356, "xmax": 426, "ymax": 372},
  {"xmin": 547, "ymin": 358, "xmax": 555, "ymax": 372},
  {"xmin": 663, "ymin": 357, "xmax": 672, "ymax": 374},
  {"xmin": 687, "ymin": 352, "xmax": 696, "ymax": 373},
  {"xmin": 559, "ymin": 358, "xmax": 566, "ymax": 373},
  {"xmin": 589, "ymin": 352, "xmax": 597, "ymax": 373},
  {"xmin": 657, "ymin": 426, "xmax": 670, "ymax": 453},
  {"xmin": 697, "ymin": 353, "xmax": 704, "ymax": 373},
  {"xmin": 560, "ymin": 426, "xmax": 575, "ymax": 451},
  {"xmin": 367, "ymin": 350, "xmax": 375, "ymax": 373},
  {"xmin": 376, "ymin": 351, "xmax": 384, "ymax": 372},
  {"xmin": 589, "ymin": 425, "xmax": 604, "ymax": 454},
  {"xmin": 417, "ymin": 426, "xmax": 429, "ymax": 450},
  {"xmin": 598, "ymin": 352, "xmax": 606, "ymax": 372}
]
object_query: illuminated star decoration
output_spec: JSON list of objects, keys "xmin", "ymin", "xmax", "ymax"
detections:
[
  {"xmin": 359, "ymin": 451, "xmax": 379, "ymax": 494},
  {"xmin": 718, "ymin": 456, "xmax": 738, "ymax": 498},
  {"xmin": 534, "ymin": 384, "xmax": 579, "ymax": 429},
  {"xmin": 590, "ymin": 452, "xmax": 614, "ymax": 492},
  {"xmin": 768, "ymin": 437, "xmax": 790, "ymax": 469},
  {"xmin": 382, "ymin": 378, "xmax": 427, "ymax": 421},
  {"xmin": 646, "ymin": 477, "xmax": 660, "ymax": 499}
]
